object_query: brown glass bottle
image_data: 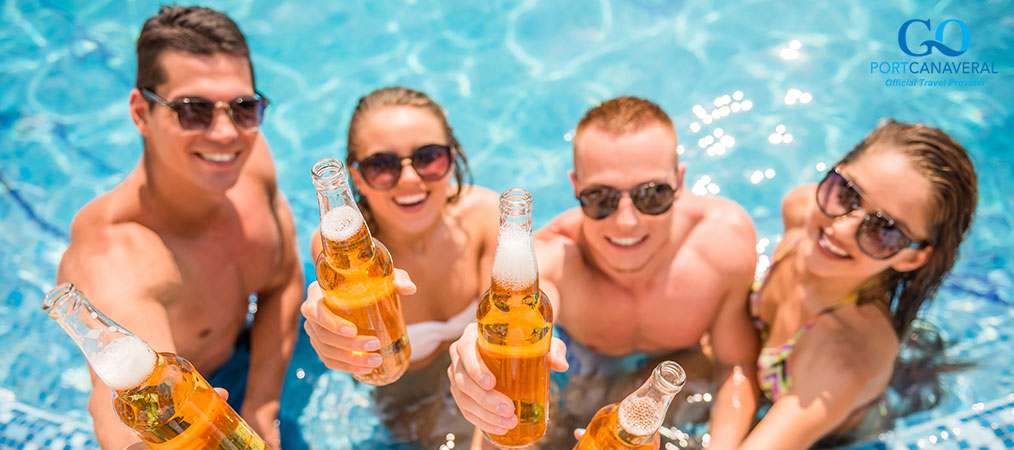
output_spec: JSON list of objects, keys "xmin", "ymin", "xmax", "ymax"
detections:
[
  {"xmin": 573, "ymin": 361, "xmax": 686, "ymax": 450},
  {"xmin": 42, "ymin": 283, "xmax": 266, "ymax": 450},
  {"xmin": 477, "ymin": 189, "xmax": 554, "ymax": 448},
  {"xmin": 313, "ymin": 158, "xmax": 410, "ymax": 385}
]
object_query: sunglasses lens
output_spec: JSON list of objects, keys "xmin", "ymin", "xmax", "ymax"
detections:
[
  {"xmin": 632, "ymin": 183, "xmax": 675, "ymax": 215},
  {"xmin": 817, "ymin": 171, "xmax": 860, "ymax": 217},
  {"xmin": 858, "ymin": 215, "xmax": 906, "ymax": 259},
  {"xmin": 578, "ymin": 187, "xmax": 620, "ymax": 220},
  {"xmin": 412, "ymin": 145, "xmax": 451, "ymax": 180},
  {"xmin": 230, "ymin": 98, "xmax": 264, "ymax": 129},
  {"xmin": 358, "ymin": 154, "xmax": 402, "ymax": 189},
  {"xmin": 175, "ymin": 101, "xmax": 215, "ymax": 131}
]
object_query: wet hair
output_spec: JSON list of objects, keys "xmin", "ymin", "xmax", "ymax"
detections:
[
  {"xmin": 345, "ymin": 86, "xmax": 472, "ymax": 230},
  {"xmin": 135, "ymin": 6, "xmax": 253, "ymax": 92},
  {"xmin": 573, "ymin": 96, "xmax": 678, "ymax": 173},
  {"xmin": 839, "ymin": 119, "xmax": 977, "ymax": 338}
]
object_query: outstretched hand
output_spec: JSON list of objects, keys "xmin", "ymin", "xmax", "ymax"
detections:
[
  {"xmin": 301, "ymin": 269, "xmax": 416, "ymax": 373},
  {"xmin": 447, "ymin": 323, "xmax": 568, "ymax": 435}
]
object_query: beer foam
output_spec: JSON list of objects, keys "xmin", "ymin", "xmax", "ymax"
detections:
[
  {"xmin": 91, "ymin": 336, "xmax": 157, "ymax": 391},
  {"xmin": 491, "ymin": 228, "xmax": 538, "ymax": 289},
  {"xmin": 618, "ymin": 397, "xmax": 663, "ymax": 437},
  {"xmin": 321, "ymin": 205, "xmax": 364, "ymax": 241}
]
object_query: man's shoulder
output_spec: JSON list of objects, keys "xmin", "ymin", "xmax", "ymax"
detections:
[
  {"xmin": 682, "ymin": 195, "xmax": 757, "ymax": 276},
  {"xmin": 451, "ymin": 184, "xmax": 500, "ymax": 221},
  {"xmin": 692, "ymin": 194, "xmax": 754, "ymax": 231},
  {"xmin": 534, "ymin": 208, "xmax": 584, "ymax": 279},
  {"xmin": 61, "ymin": 197, "xmax": 178, "ymax": 292},
  {"xmin": 536, "ymin": 208, "xmax": 583, "ymax": 241},
  {"xmin": 535, "ymin": 209, "xmax": 582, "ymax": 257}
]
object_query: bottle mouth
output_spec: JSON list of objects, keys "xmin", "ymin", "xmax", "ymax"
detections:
[
  {"xmin": 42, "ymin": 283, "xmax": 79, "ymax": 319},
  {"xmin": 500, "ymin": 188, "xmax": 532, "ymax": 216},
  {"xmin": 312, "ymin": 158, "xmax": 349, "ymax": 190},
  {"xmin": 654, "ymin": 360, "xmax": 687, "ymax": 394}
]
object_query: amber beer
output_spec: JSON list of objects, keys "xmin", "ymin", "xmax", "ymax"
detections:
[
  {"xmin": 313, "ymin": 158, "xmax": 410, "ymax": 385},
  {"xmin": 477, "ymin": 189, "xmax": 553, "ymax": 448},
  {"xmin": 42, "ymin": 284, "xmax": 266, "ymax": 450},
  {"xmin": 573, "ymin": 361, "xmax": 686, "ymax": 450}
]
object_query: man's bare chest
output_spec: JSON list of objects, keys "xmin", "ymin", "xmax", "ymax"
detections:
[
  {"xmin": 164, "ymin": 208, "xmax": 282, "ymax": 298},
  {"xmin": 558, "ymin": 272, "xmax": 719, "ymax": 351}
]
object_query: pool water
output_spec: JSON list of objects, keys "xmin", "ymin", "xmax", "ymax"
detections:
[{"xmin": 1, "ymin": 1, "xmax": 1012, "ymax": 449}]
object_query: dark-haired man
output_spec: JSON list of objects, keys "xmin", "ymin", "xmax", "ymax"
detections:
[
  {"xmin": 448, "ymin": 97, "xmax": 761, "ymax": 449},
  {"xmin": 57, "ymin": 6, "xmax": 302, "ymax": 448}
]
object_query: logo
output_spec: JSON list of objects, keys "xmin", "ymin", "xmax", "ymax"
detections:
[{"xmin": 898, "ymin": 19, "xmax": 969, "ymax": 57}]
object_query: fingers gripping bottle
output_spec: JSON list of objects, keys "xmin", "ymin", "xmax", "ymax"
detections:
[
  {"xmin": 477, "ymin": 189, "xmax": 554, "ymax": 448},
  {"xmin": 313, "ymin": 158, "xmax": 410, "ymax": 385},
  {"xmin": 573, "ymin": 361, "xmax": 686, "ymax": 450},
  {"xmin": 42, "ymin": 284, "xmax": 266, "ymax": 450}
]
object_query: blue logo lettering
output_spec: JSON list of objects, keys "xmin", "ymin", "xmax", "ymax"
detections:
[{"xmin": 898, "ymin": 19, "xmax": 969, "ymax": 57}]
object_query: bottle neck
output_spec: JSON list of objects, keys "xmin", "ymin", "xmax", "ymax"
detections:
[
  {"xmin": 313, "ymin": 159, "xmax": 375, "ymax": 260},
  {"xmin": 42, "ymin": 284, "xmax": 157, "ymax": 392},
  {"xmin": 491, "ymin": 189, "xmax": 537, "ymax": 295},
  {"xmin": 498, "ymin": 188, "xmax": 533, "ymax": 233},
  {"xmin": 616, "ymin": 361, "xmax": 686, "ymax": 444}
]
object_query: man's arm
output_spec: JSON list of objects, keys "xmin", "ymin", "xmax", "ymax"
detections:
[
  {"xmin": 58, "ymin": 226, "xmax": 180, "ymax": 450},
  {"xmin": 701, "ymin": 203, "xmax": 760, "ymax": 449},
  {"xmin": 705, "ymin": 278, "xmax": 760, "ymax": 449},
  {"xmin": 242, "ymin": 191, "xmax": 304, "ymax": 449}
]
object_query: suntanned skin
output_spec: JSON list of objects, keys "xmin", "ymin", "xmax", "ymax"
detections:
[
  {"xmin": 448, "ymin": 123, "xmax": 761, "ymax": 450},
  {"xmin": 57, "ymin": 50, "xmax": 303, "ymax": 449},
  {"xmin": 738, "ymin": 149, "xmax": 932, "ymax": 450}
]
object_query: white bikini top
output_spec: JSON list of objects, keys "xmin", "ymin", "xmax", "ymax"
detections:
[{"xmin": 405, "ymin": 299, "xmax": 478, "ymax": 363}]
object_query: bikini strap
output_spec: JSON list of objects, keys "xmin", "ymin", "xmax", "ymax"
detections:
[
  {"xmin": 783, "ymin": 291, "xmax": 862, "ymax": 347},
  {"xmin": 771, "ymin": 237, "xmax": 801, "ymax": 263}
]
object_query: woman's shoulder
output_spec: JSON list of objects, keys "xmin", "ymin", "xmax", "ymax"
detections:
[
  {"xmin": 448, "ymin": 185, "xmax": 500, "ymax": 231},
  {"xmin": 782, "ymin": 183, "xmax": 817, "ymax": 230},
  {"xmin": 795, "ymin": 305, "xmax": 898, "ymax": 388}
]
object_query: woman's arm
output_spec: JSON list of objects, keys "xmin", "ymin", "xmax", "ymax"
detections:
[{"xmin": 738, "ymin": 334, "xmax": 877, "ymax": 450}]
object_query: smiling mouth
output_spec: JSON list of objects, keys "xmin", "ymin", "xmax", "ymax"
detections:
[
  {"xmin": 393, "ymin": 192, "xmax": 428, "ymax": 207},
  {"xmin": 607, "ymin": 236, "xmax": 647, "ymax": 247},
  {"xmin": 818, "ymin": 230, "xmax": 851, "ymax": 258},
  {"xmin": 196, "ymin": 152, "xmax": 238, "ymax": 163}
]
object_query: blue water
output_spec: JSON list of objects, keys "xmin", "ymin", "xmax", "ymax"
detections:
[{"xmin": 1, "ymin": 1, "xmax": 1012, "ymax": 449}]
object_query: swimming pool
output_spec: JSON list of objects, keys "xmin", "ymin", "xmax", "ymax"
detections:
[{"xmin": 2, "ymin": 1, "xmax": 1012, "ymax": 449}]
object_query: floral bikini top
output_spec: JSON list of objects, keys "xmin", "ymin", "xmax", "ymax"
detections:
[{"xmin": 749, "ymin": 239, "xmax": 859, "ymax": 402}]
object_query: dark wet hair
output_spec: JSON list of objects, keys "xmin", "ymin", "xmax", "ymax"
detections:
[
  {"xmin": 345, "ymin": 86, "xmax": 472, "ymax": 231},
  {"xmin": 839, "ymin": 119, "xmax": 977, "ymax": 338},
  {"xmin": 136, "ymin": 5, "xmax": 253, "ymax": 92}
]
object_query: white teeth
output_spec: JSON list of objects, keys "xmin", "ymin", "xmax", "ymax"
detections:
[
  {"xmin": 819, "ymin": 234, "xmax": 849, "ymax": 257},
  {"xmin": 199, "ymin": 153, "xmax": 237, "ymax": 162},
  {"xmin": 608, "ymin": 236, "xmax": 646, "ymax": 247},
  {"xmin": 394, "ymin": 193, "xmax": 427, "ymax": 205}
]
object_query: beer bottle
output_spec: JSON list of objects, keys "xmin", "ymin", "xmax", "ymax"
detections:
[
  {"xmin": 312, "ymin": 158, "xmax": 410, "ymax": 385},
  {"xmin": 572, "ymin": 361, "xmax": 686, "ymax": 450},
  {"xmin": 41, "ymin": 283, "xmax": 266, "ymax": 450},
  {"xmin": 476, "ymin": 188, "xmax": 554, "ymax": 448}
]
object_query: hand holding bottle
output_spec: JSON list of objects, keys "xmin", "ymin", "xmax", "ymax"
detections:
[
  {"xmin": 446, "ymin": 309, "xmax": 569, "ymax": 435},
  {"xmin": 43, "ymin": 284, "xmax": 268, "ymax": 450},
  {"xmin": 301, "ymin": 269, "xmax": 417, "ymax": 374},
  {"xmin": 572, "ymin": 361, "xmax": 686, "ymax": 450}
]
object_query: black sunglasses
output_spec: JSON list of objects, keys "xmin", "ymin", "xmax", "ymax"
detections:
[
  {"xmin": 140, "ymin": 88, "xmax": 269, "ymax": 132},
  {"xmin": 352, "ymin": 144, "xmax": 453, "ymax": 190},
  {"xmin": 577, "ymin": 181, "xmax": 677, "ymax": 220},
  {"xmin": 816, "ymin": 168, "xmax": 931, "ymax": 260}
]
